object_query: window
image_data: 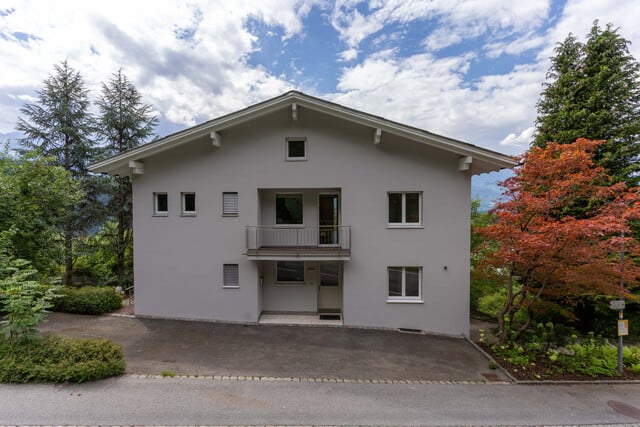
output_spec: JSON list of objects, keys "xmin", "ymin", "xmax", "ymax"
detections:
[
  {"xmin": 223, "ymin": 192, "xmax": 238, "ymax": 216},
  {"xmin": 276, "ymin": 193, "xmax": 303, "ymax": 225},
  {"xmin": 286, "ymin": 138, "xmax": 306, "ymax": 160},
  {"xmin": 181, "ymin": 192, "xmax": 196, "ymax": 215},
  {"xmin": 388, "ymin": 266, "xmax": 422, "ymax": 302},
  {"xmin": 276, "ymin": 261, "xmax": 305, "ymax": 283},
  {"xmin": 388, "ymin": 192, "xmax": 422, "ymax": 226},
  {"xmin": 223, "ymin": 264, "xmax": 239, "ymax": 288},
  {"xmin": 153, "ymin": 193, "xmax": 168, "ymax": 216}
]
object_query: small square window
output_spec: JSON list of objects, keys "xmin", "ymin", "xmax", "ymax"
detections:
[
  {"xmin": 223, "ymin": 192, "xmax": 238, "ymax": 216},
  {"xmin": 181, "ymin": 192, "xmax": 196, "ymax": 215},
  {"xmin": 387, "ymin": 266, "xmax": 422, "ymax": 302},
  {"xmin": 153, "ymin": 193, "xmax": 168, "ymax": 216},
  {"xmin": 276, "ymin": 261, "xmax": 305, "ymax": 284},
  {"xmin": 223, "ymin": 264, "xmax": 239, "ymax": 288},
  {"xmin": 286, "ymin": 138, "xmax": 306, "ymax": 161},
  {"xmin": 388, "ymin": 192, "xmax": 422, "ymax": 226}
]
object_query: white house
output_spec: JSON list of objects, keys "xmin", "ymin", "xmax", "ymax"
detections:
[{"xmin": 90, "ymin": 91, "xmax": 514, "ymax": 336}]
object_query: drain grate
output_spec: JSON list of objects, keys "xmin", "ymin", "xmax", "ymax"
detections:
[
  {"xmin": 481, "ymin": 372, "xmax": 502, "ymax": 382},
  {"xmin": 608, "ymin": 400, "xmax": 640, "ymax": 420},
  {"xmin": 319, "ymin": 314, "xmax": 341, "ymax": 320}
]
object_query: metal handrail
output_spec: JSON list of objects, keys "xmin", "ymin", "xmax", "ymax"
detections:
[{"xmin": 246, "ymin": 225, "xmax": 351, "ymax": 250}]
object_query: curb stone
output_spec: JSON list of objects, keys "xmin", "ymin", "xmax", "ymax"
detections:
[
  {"xmin": 124, "ymin": 373, "xmax": 497, "ymax": 385},
  {"xmin": 1, "ymin": 424, "xmax": 640, "ymax": 427}
]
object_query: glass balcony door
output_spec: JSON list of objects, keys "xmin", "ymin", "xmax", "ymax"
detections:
[{"xmin": 318, "ymin": 193, "xmax": 339, "ymax": 246}]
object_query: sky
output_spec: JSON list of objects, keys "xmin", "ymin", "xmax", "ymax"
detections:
[{"xmin": 1, "ymin": 0, "xmax": 639, "ymax": 205}]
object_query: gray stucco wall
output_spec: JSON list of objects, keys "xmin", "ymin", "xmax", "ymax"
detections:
[{"xmin": 132, "ymin": 107, "xmax": 471, "ymax": 335}]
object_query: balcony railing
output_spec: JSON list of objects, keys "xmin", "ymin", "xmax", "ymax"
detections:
[{"xmin": 246, "ymin": 225, "xmax": 351, "ymax": 252}]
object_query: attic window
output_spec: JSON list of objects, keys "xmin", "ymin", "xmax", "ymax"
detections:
[{"xmin": 286, "ymin": 138, "xmax": 306, "ymax": 161}]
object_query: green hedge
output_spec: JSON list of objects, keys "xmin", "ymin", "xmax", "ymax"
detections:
[
  {"xmin": 53, "ymin": 286, "xmax": 122, "ymax": 315},
  {"xmin": 0, "ymin": 334, "xmax": 125, "ymax": 383}
]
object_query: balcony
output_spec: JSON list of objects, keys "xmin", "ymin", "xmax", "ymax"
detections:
[{"xmin": 245, "ymin": 225, "xmax": 351, "ymax": 260}]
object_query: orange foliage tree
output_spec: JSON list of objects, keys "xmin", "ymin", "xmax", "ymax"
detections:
[{"xmin": 477, "ymin": 139, "xmax": 640, "ymax": 342}]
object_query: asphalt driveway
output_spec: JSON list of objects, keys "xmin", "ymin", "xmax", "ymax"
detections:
[{"xmin": 38, "ymin": 313, "xmax": 506, "ymax": 382}]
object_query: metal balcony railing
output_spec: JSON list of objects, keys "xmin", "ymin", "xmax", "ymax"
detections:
[{"xmin": 246, "ymin": 225, "xmax": 351, "ymax": 251}]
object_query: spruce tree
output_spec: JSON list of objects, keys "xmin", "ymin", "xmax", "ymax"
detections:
[
  {"xmin": 16, "ymin": 60, "xmax": 101, "ymax": 285},
  {"xmin": 96, "ymin": 70, "xmax": 157, "ymax": 286},
  {"xmin": 534, "ymin": 21, "xmax": 640, "ymax": 186}
]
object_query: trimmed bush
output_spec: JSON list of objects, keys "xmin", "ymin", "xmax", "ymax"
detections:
[
  {"xmin": 0, "ymin": 334, "xmax": 125, "ymax": 383},
  {"xmin": 53, "ymin": 286, "xmax": 122, "ymax": 315}
]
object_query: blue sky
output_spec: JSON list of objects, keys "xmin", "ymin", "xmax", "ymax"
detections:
[{"xmin": 1, "ymin": 0, "xmax": 639, "ymax": 207}]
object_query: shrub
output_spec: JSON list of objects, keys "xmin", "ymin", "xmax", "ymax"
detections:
[
  {"xmin": 561, "ymin": 336, "xmax": 619, "ymax": 377},
  {"xmin": 0, "ymin": 255, "xmax": 59, "ymax": 340},
  {"xmin": 0, "ymin": 334, "xmax": 125, "ymax": 383},
  {"xmin": 53, "ymin": 286, "xmax": 122, "ymax": 315}
]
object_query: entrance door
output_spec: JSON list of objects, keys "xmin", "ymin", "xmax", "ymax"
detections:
[
  {"xmin": 318, "ymin": 262, "xmax": 342, "ymax": 312},
  {"xmin": 318, "ymin": 194, "xmax": 339, "ymax": 245}
]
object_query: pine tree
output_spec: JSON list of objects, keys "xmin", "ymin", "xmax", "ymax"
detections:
[
  {"xmin": 534, "ymin": 21, "xmax": 640, "ymax": 186},
  {"xmin": 16, "ymin": 60, "xmax": 101, "ymax": 285},
  {"xmin": 96, "ymin": 70, "xmax": 157, "ymax": 286},
  {"xmin": 534, "ymin": 34, "xmax": 584, "ymax": 147}
]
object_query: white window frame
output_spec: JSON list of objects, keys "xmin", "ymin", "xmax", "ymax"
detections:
[
  {"xmin": 223, "ymin": 264, "xmax": 239, "ymax": 289},
  {"xmin": 275, "ymin": 193, "xmax": 304, "ymax": 226},
  {"xmin": 387, "ymin": 266, "xmax": 423, "ymax": 303},
  {"xmin": 285, "ymin": 137, "xmax": 307, "ymax": 161},
  {"xmin": 223, "ymin": 192, "xmax": 239, "ymax": 217},
  {"xmin": 387, "ymin": 191, "xmax": 423, "ymax": 228},
  {"xmin": 153, "ymin": 192, "xmax": 168, "ymax": 216},
  {"xmin": 275, "ymin": 261, "xmax": 306, "ymax": 285},
  {"xmin": 181, "ymin": 192, "xmax": 196, "ymax": 216}
]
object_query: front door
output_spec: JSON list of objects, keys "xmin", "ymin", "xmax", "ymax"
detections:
[
  {"xmin": 318, "ymin": 262, "xmax": 342, "ymax": 312},
  {"xmin": 318, "ymin": 194, "xmax": 339, "ymax": 245}
]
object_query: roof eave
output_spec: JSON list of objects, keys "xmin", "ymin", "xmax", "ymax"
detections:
[{"xmin": 89, "ymin": 91, "xmax": 516, "ymax": 174}]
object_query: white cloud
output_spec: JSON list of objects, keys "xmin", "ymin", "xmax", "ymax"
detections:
[
  {"xmin": 499, "ymin": 127, "xmax": 535, "ymax": 148},
  {"xmin": 337, "ymin": 48, "xmax": 358, "ymax": 61},
  {"xmin": 330, "ymin": 0, "xmax": 550, "ymax": 51},
  {"xmin": 0, "ymin": 1, "xmax": 313, "ymax": 133},
  {"xmin": 485, "ymin": 33, "xmax": 546, "ymax": 58}
]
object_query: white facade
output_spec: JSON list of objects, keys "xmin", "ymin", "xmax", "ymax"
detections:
[{"xmin": 91, "ymin": 92, "xmax": 513, "ymax": 337}]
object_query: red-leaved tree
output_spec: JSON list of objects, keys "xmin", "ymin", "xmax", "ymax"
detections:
[{"xmin": 478, "ymin": 139, "xmax": 640, "ymax": 342}]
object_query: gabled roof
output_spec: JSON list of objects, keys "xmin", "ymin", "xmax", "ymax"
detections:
[{"xmin": 89, "ymin": 90, "xmax": 515, "ymax": 176}]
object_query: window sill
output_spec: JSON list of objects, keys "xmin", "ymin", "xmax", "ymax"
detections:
[
  {"xmin": 152, "ymin": 213, "xmax": 168, "ymax": 217},
  {"xmin": 386, "ymin": 299, "xmax": 424, "ymax": 304},
  {"xmin": 181, "ymin": 213, "xmax": 197, "ymax": 217},
  {"xmin": 387, "ymin": 224, "xmax": 423, "ymax": 229},
  {"xmin": 222, "ymin": 214, "xmax": 239, "ymax": 217},
  {"xmin": 222, "ymin": 286, "xmax": 239, "ymax": 289},
  {"xmin": 286, "ymin": 157, "xmax": 307, "ymax": 162}
]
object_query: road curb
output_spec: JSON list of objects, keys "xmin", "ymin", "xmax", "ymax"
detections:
[
  {"xmin": 463, "ymin": 335, "xmax": 518, "ymax": 383},
  {"xmin": 124, "ymin": 373, "xmax": 502, "ymax": 385}
]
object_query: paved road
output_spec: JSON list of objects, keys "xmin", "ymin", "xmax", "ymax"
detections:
[{"xmin": 1, "ymin": 376, "xmax": 639, "ymax": 426}]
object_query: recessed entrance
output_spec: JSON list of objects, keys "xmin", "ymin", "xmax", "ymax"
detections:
[{"xmin": 318, "ymin": 262, "xmax": 342, "ymax": 318}]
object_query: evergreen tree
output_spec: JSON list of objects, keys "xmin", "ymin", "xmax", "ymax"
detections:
[
  {"xmin": 534, "ymin": 21, "xmax": 640, "ymax": 186},
  {"xmin": 96, "ymin": 70, "xmax": 157, "ymax": 286},
  {"xmin": 16, "ymin": 60, "xmax": 102, "ymax": 285}
]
